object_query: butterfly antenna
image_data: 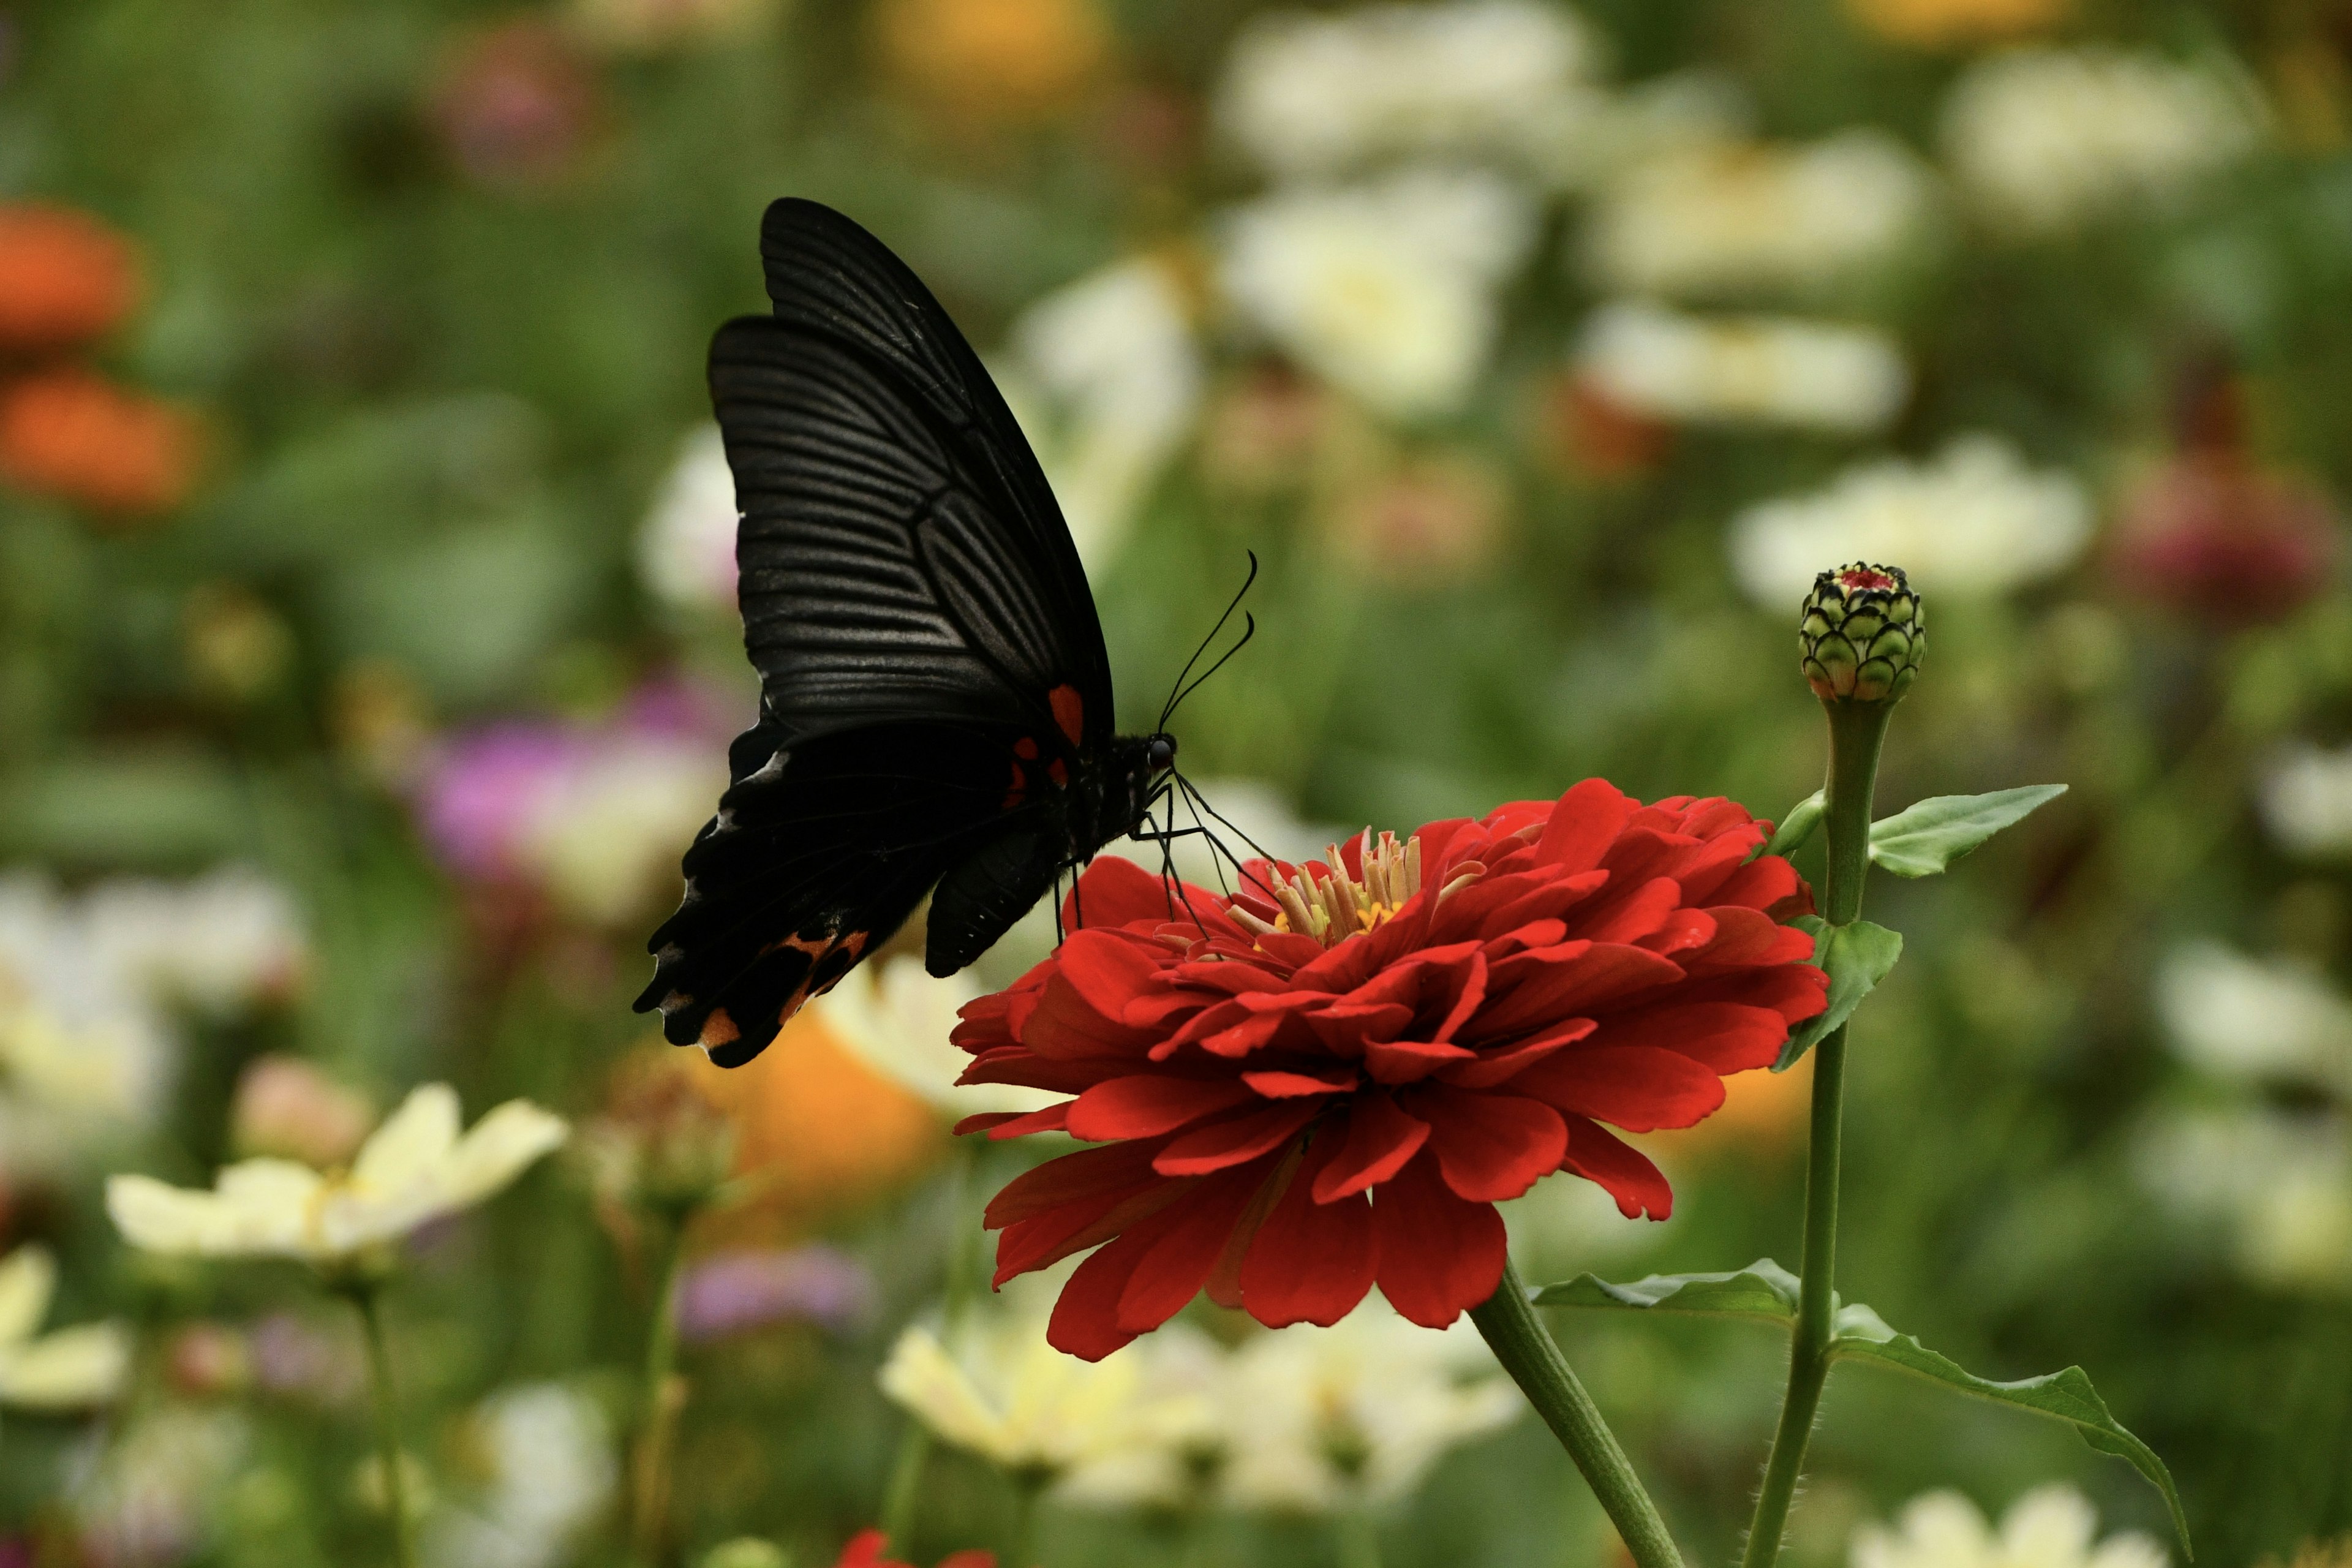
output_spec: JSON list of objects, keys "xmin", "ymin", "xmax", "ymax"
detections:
[
  {"xmin": 1164, "ymin": 613, "xmax": 1256, "ymax": 728},
  {"xmin": 1158, "ymin": 552, "xmax": 1260, "ymax": 733}
]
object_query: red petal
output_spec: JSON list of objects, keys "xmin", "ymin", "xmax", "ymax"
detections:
[
  {"xmin": 1057, "ymin": 929, "xmax": 1166, "ymax": 1022},
  {"xmin": 1046, "ymin": 1160, "xmax": 1272, "ymax": 1359},
  {"xmin": 1414, "ymin": 1086, "xmax": 1567, "ymax": 1202},
  {"xmin": 1513, "ymin": 1044, "xmax": 1727, "ymax": 1131},
  {"xmin": 1534, "ymin": 779, "xmax": 1635, "ymax": 873},
  {"xmin": 1472, "ymin": 943, "xmax": 1685, "ymax": 1040},
  {"xmin": 1558, "ymin": 1117, "xmax": 1674, "ymax": 1219},
  {"xmin": 1152, "ymin": 1102, "xmax": 1317, "ymax": 1175},
  {"xmin": 954, "ymin": 1102, "xmax": 1071, "ymax": 1139},
  {"xmin": 1371, "ymin": 1153, "xmax": 1508, "ymax": 1327},
  {"xmin": 1024, "ymin": 970, "xmax": 1155, "ymax": 1060},
  {"xmin": 1436, "ymin": 1017, "xmax": 1596, "ymax": 1088},
  {"xmin": 1678, "ymin": 906, "xmax": 1812, "ymax": 971},
  {"xmin": 1240, "ymin": 1135, "xmax": 1379, "ymax": 1329},
  {"xmin": 833, "ymin": 1529, "xmax": 897, "ymax": 1568},
  {"xmin": 1066, "ymin": 1076, "xmax": 1256, "ymax": 1140},
  {"xmin": 1241, "ymin": 1067, "xmax": 1361, "ymax": 1097},
  {"xmin": 1065, "ymin": 856, "xmax": 1193, "ymax": 932},
  {"xmin": 1677, "ymin": 962, "xmax": 1828, "ymax": 1023},
  {"xmin": 937, "ymin": 1553, "xmax": 998, "ymax": 1568},
  {"xmin": 1362, "ymin": 1037, "xmax": 1477, "ymax": 1084},
  {"xmin": 1706, "ymin": 854, "xmax": 1800, "ymax": 912},
  {"xmin": 984, "ymin": 1140, "xmax": 1163, "ymax": 1229},
  {"xmin": 1313, "ymin": 1093, "xmax": 1432, "ymax": 1201},
  {"xmin": 1583, "ymin": 876, "xmax": 1685, "ymax": 946},
  {"xmin": 1588, "ymin": 1001, "xmax": 1792, "ymax": 1074}
]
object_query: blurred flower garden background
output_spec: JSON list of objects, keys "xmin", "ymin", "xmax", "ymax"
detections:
[{"xmin": 6, "ymin": 0, "xmax": 2352, "ymax": 1564}]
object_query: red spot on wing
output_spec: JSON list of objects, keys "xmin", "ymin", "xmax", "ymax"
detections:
[
  {"xmin": 1014, "ymin": 736, "xmax": 1040, "ymax": 760},
  {"xmin": 1048, "ymin": 758, "xmax": 1069, "ymax": 789},
  {"xmin": 1049, "ymin": 684, "xmax": 1085, "ymax": 748}
]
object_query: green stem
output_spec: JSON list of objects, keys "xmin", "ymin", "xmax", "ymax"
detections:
[
  {"xmin": 630, "ymin": 1218, "xmax": 692, "ymax": 1568},
  {"xmin": 352, "ymin": 1285, "xmax": 418, "ymax": 1568},
  {"xmin": 883, "ymin": 1139, "xmax": 984, "ymax": 1551},
  {"xmin": 1007, "ymin": 1471, "xmax": 1047, "ymax": 1568},
  {"xmin": 1469, "ymin": 1257, "xmax": 1684, "ymax": 1568},
  {"xmin": 1741, "ymin": 700, "xmax": 1892, "ymax": 1568},
  {"xmin": 1336, "ymin": 1504, "xmax": 1383, "ymax": 1568}
]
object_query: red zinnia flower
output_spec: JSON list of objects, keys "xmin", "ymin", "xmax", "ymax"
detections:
[
  {"xmin": 834, "ymin": 1529, "xmax": 995, "ymax": 1568},
  {"xmin": 954, "ymin": 780, "xmax": 1828, "ymax": 1360},
  {"xmin": 0, "ymin": 203, "xmax": 141, "ymax": 352},
  {"xmin": 0, "ymin": 368, "xmax": 202, "ymax": 517}
]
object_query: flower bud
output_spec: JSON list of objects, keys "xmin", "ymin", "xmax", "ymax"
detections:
[{"xmin": 1801, "ymin": 562, "xmax": 1924, "ymax": 704}]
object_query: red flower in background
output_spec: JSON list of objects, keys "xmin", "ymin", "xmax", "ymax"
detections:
[
  {"xmin": 954, "ymin": 781, "xmax": 1827, "ymax": 1360},
  {"xmin": 834, "ymin": 1529, "xmax": 995, "ymax": 1568},
  {"xmin": 0, "ymin": 203, "xmax": 141, "ymax": 352},
  {"xmin": 0, "ymin": 368, "xmax": 201, "ymax": 517}
]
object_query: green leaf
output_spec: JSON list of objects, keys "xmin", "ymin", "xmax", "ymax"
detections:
[
  {"xmin": 1763, "ymin": 791, "xmax": 1825, "ymax": 860},
  {"xmin": 1868, "ymin": 785, "xmax": 2068, "ymax": 878},
  {"xmin": 1774, "ymin": 918, "xmax": 1902, "ymax": 1071},
  {"xmin": 1529, "ymin": 1259, "xmax": 1801, "ymax": 1324},
  {"xmin": 1832, "ymin": 1308, "xmax": 2190, "ymax": 1555}
]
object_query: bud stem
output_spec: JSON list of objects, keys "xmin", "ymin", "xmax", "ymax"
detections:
[
  {"xmin": 1741, "ymin": 699, "xmax": 1893, "ymax": 1568},
  {"xmin": 350, "ymin": 1283, "xmax": 418, "ymax": 1568},
  {"xmin": 1471, "ymin": 1256, "xmax": 1686, "ymax": 1568}
]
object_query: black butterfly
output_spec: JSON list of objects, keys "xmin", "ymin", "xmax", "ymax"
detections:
[{"xmin": 635, "ymin": 198, "xmax": 1220, "ymax": 1069}]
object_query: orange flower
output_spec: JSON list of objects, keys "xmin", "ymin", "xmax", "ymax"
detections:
[
  {"xmin": 0, "ymin": 204, "xmax": 141, "ymax": 352},
  {"xmin": 1845, "ymin": 0, "xmax": 2064, "ymax": 48},
  {"xmin": 0, "ymin": 369, "xmax": 202, "ymax": 517},
  {"xmin": 684, "ymin": 1009, "xmax": 943, "ymax": 1240},
  {"xmin": 873, "ymin": 0, "xmax": 1110, "ymax": 126}
]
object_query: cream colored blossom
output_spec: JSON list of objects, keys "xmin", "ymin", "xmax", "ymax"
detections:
[
  {"xmin": 815, "ymin": 956, "xmax": 1052, "ymax": 1117},
  {"xmin": 514, "ymin": 737, "xmax": 726, "ymax": 924},
  {"xmin": 1585, "ymin": 130, "xmax": 1932, "ymax": 299},
  {"xmin": 1575, "ymin": 301, "xmax": 1909, "ymax": 435},
  {"xmin": 1941, "ymin": 48, "xmax": 2265, "ymax": 234},
  {"xmin": 1215, "ymin": 1, "xmax": 1602, "ymax": 178},
  {"xmin": 0, "ymin": 869, "xmax": 304, "ymax": 1173},
  {"xmin": 108, "ymin": 1084, "xmax": 568, "ymax": 1267},
  {"xmin": 997, "ymin": 257, "xmax": 1203, "ymax": 571},
  {"xmin": 1727, "ymin": 435, "xmax": 2090, "ymax": 605},
  {"xmin": 2261, "ymin": 744, "xmax": 2352, "ymax": 860},
  {"xmin": 1219, "ymin": 169, "xmax": 1536, "ymax": 419},
  {"xmin": 1853, "ymin": 1487, "xmax": 2168, "ymax": 1568},
  {"xmin": 71, "ymin": 1404, "xmax": 252, "ymax": 1567},
  {"xmin": 637, "ymin": 424, "xmax": 739, "ymax": 613},
  {"xmin": 1219, "ymin": 1306, "xmax": 1518, "ymax": 1511},
  {"xmin": 422, "ymin": 1382, "xmax": 617, "ymax": 1568},
  {"xmin": 2157, "ymin": 941, "xmax": 2352, "ymax": 1096},
  {"xmin": 2135, "ymin": 1107, "xmax": 2352, "ymax": 1292},
  {"xmin": 0, "ymin": 1245, "xmax": 129, "ymax": 1412},
  {"xmin": 878, "ymin": 1308, "xmax": 1178, "ymax": 1483}
]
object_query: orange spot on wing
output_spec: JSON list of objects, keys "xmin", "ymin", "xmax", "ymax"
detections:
[
  {"xmin": 700, "ymin": 1008, "xmax": 740, "ymax": 1048},
  {"xmin": 1049, "ymin": 684, "xmax": 1085, "ymax": 747},
  {"xmin": 1047, "ymin": 758, "xmax": 1069, "ymax": 789},
  {"xmin": 1014, "ymin": 736, "xmax": 1040, "ymax": 760}
]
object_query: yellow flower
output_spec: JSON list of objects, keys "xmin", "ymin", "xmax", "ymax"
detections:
[
  {"xmin": 107, "ymin": 1084, "xmax": 567, "ymax": 1268},
  {"xmin": 0, "ymin": 1245, "xmax": 129, "ymax": 1412},
  {"xmin": 873, "ymin": 0, "xmax": 1110, "ymax": 126},
  {"xmin": 878, "ymin": 1309, "xmax": 1166, "ymax": 1480}
]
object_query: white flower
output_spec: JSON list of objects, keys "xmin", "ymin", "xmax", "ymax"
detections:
[
  {"xmin": 422, "ymin": 1382, "xmax": 617, "ymax": 1568},
  {"xmin": 2155, "ymin": 941, "xmax": 2352, "ymax": 1097},
  {"xmin": 108, "ymin": 1084, "xmax": 568, "ymax": 1267},
  {"xmin": 2261, "ymin": 744, "xmax": 2352, "ymax": 859},
  {"xmin": 1727, "ymin": 434, "xmax": 2090, "ymax": 605},
  {"xmin": 1575, "ymin": 301, "xmax": 1909, "ymax": 435},
  {"xmin": 70, "ymin": 1405, "xmax": 252, "ymax": 1568},
  {"xmin": 878, "ymin": 1308, "xmax": 1177, "ymax": 1483},
  {"xmin": 513, "ymin": 736, "xmax": 728, "ymax": 925},
  {"xmin": 638, "ymin": 425, "xmax": 739, "ymax": 613},
  {"xmin": 1853, "ymin": 1485, "xmax": 2168, "ymax": 1568},
  {"xmin": 1219, "ymin": 1305, "xmax": 1518, "ymax": 1511},
  {"xmin": 1583, "ymin": 130, "xmax": 1932, "ymax": 298},
  {"xmin": 0, "ymin": 1245, "xmax": 129, "ymax": 1412},
  {"xmin": 997, "ymin": 258, "xmax": 1204, "ymax": 571},
  {"xmin": 2135, "ymin": 1106, "xmax": 2352, "ymax": 1292},
  {"xmin": 1941, "ymin": 47, "xmax": 2266, "ymax": 235},
  {"xmin": 1215, "ymin": 1, "xmax": 1602, "ymax": 178},
  {"xmin": 1220, "ymin": 168, "xmax": 1536, "ymax": 419},
  {"xmin": 0, "ymin": 869, "xmax": 305, "ymax": 1172},
  {"xmin": 814, "ymin": 956, "xmax": 1052, "ymax": 1117}
]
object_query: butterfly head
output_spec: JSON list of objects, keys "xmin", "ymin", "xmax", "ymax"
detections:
[{"xmin": 1147, "ymin": 733, "xmax": 1177, "ymax": 773}]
